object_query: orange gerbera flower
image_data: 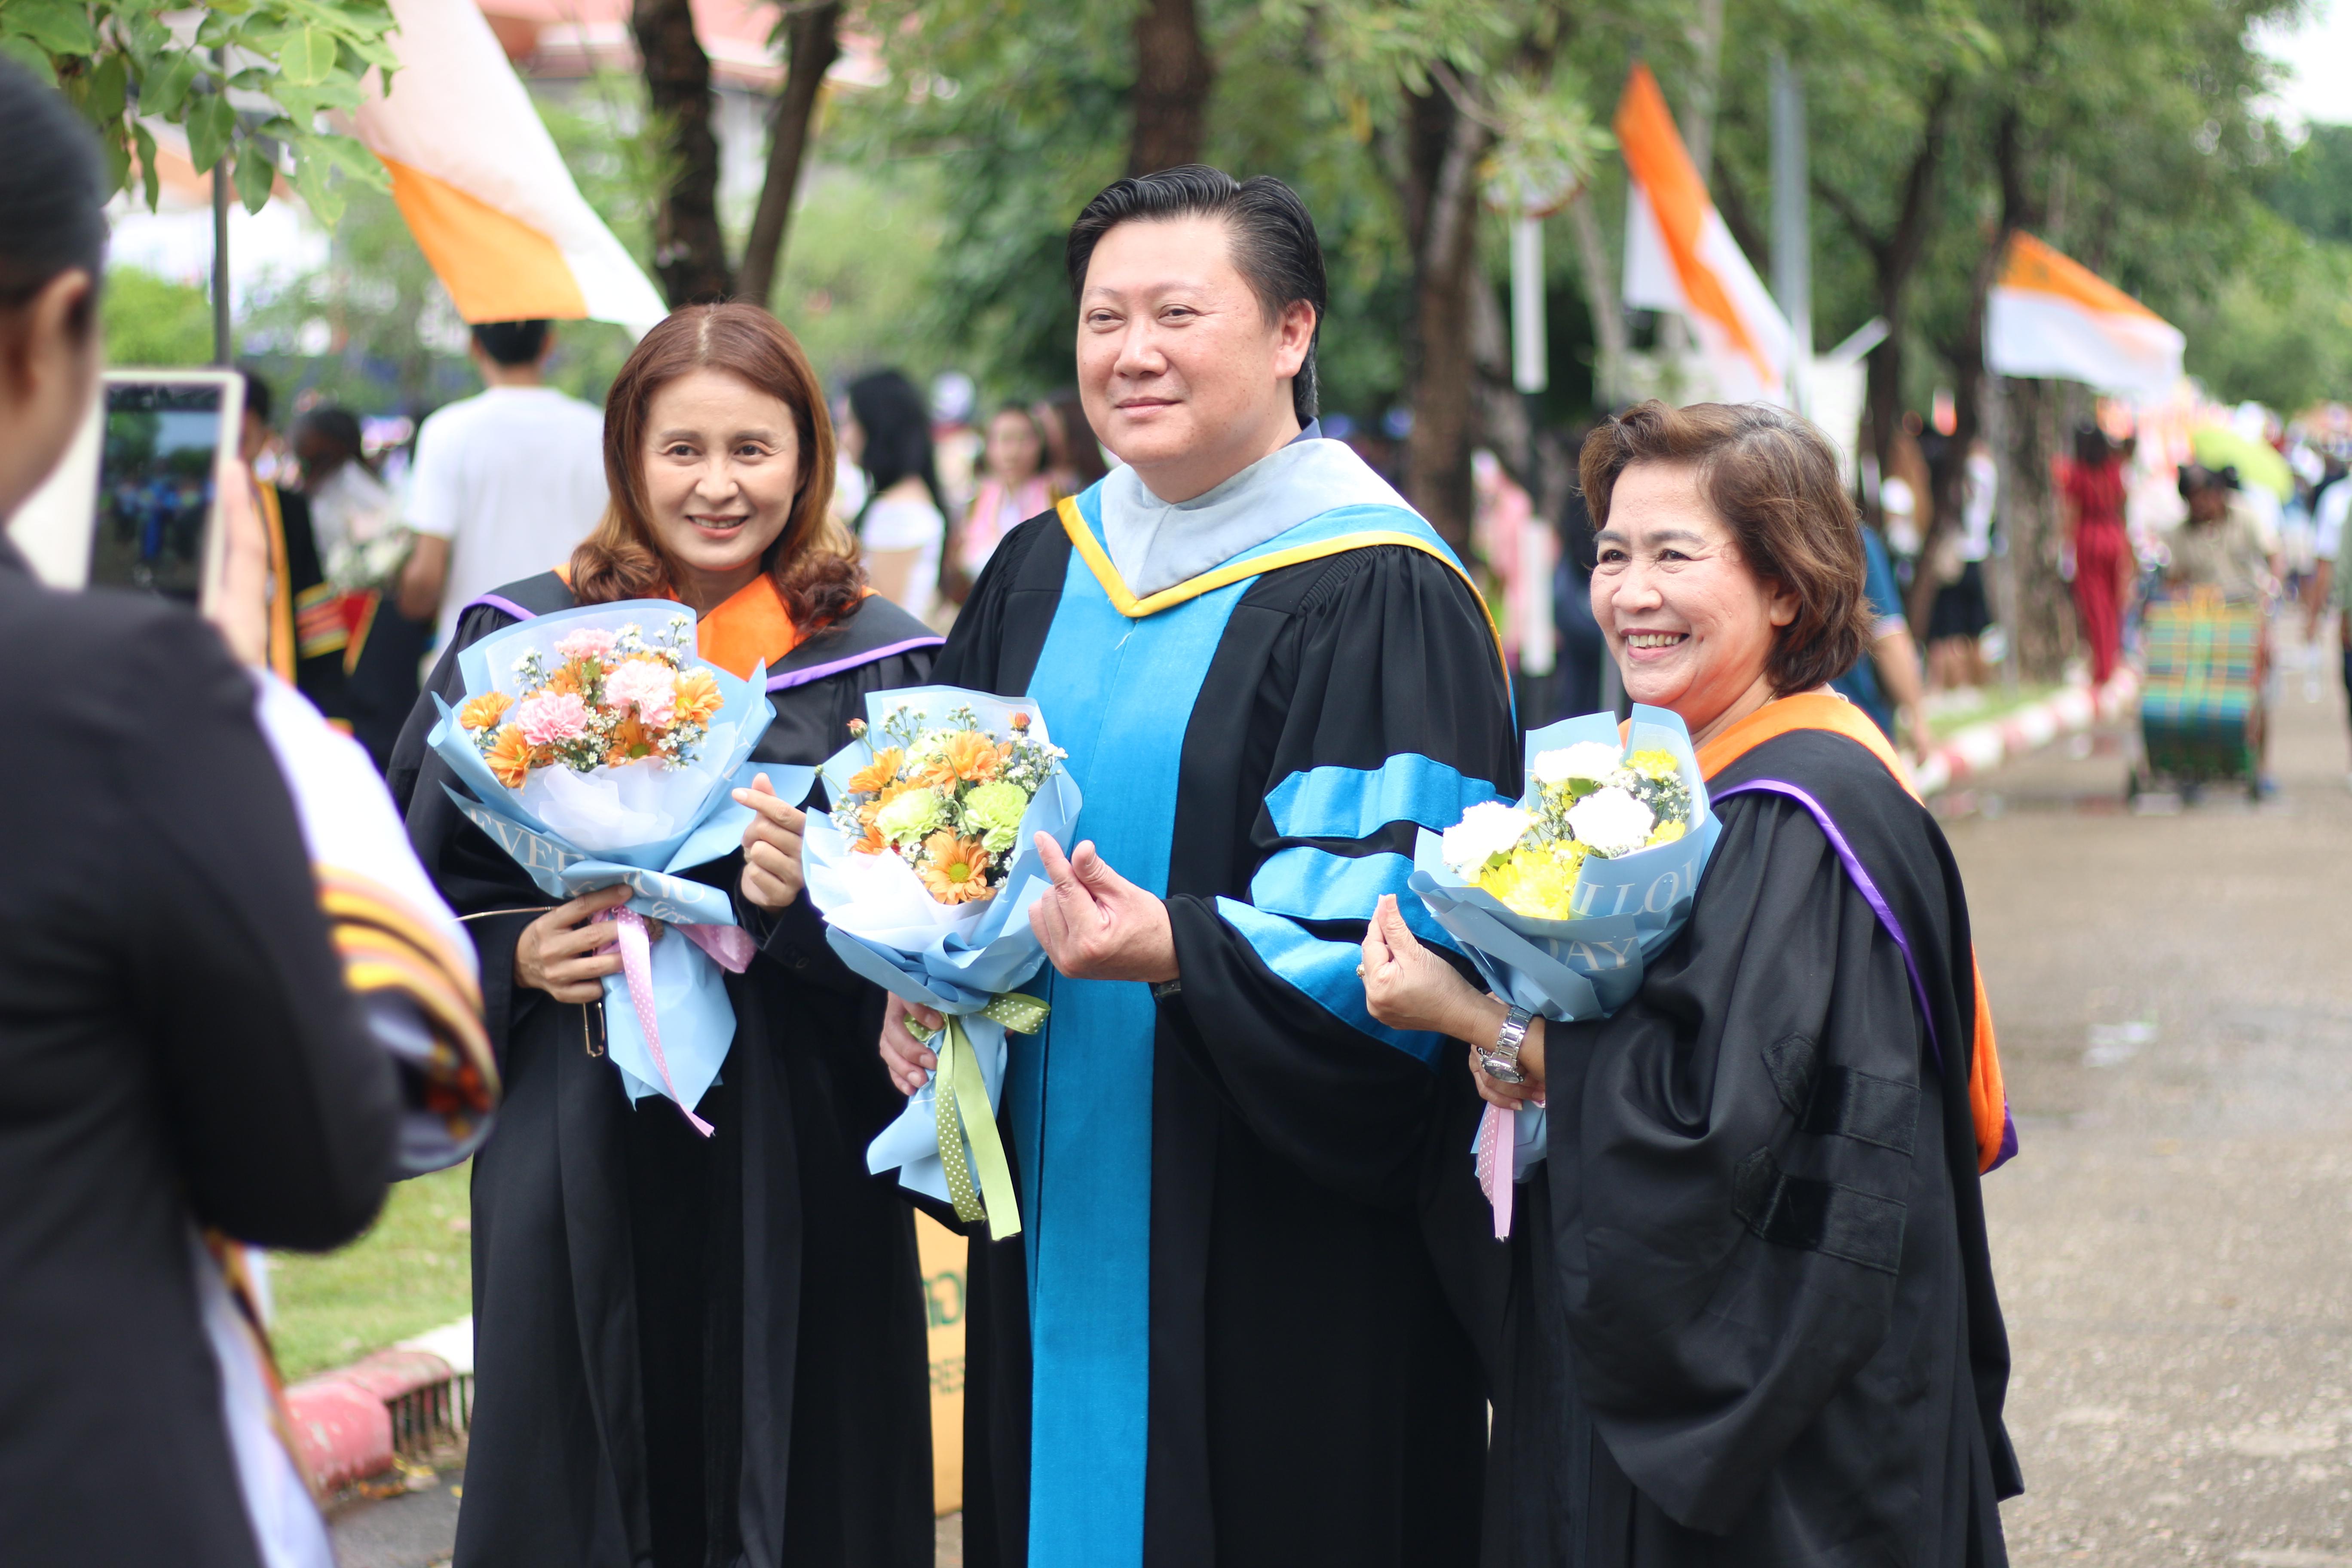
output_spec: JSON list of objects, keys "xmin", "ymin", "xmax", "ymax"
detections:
[
  {"xmin": 854, "ymin": 820, "xmax": 888, "ymax": 855},
  {"xmin": 847, "ymin": 746, "xmax": 906, "ymax": 796},
  {"xmin": 674, "ymin": 668, "xmax": 723, "ymax": 726},
  {"xmin": 918, "ymin": 832, "xmax": 996, "ymax": 904},
  {"xmin": 606, "ymin": 714, "xmax": 653, "ymax": 765},
  {"xmin": 458, "ymin": 690, "xmax": 513, "ymax": 732},
  {"xmin": 485, "ymin": 724, "xmax": 535, "ymax": 790},
  {"xmin": 945, "ymin": 730, "xmax": 1002, "ymax": 782},
  {"xmin": 545, "ymin": 664, "xmax": 582, "ymax": 697}
]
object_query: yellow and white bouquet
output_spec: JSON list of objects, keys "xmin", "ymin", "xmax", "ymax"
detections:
[{"xmin": 1441, "ymin": 741, "xmax": 1695, "ymax": 920}]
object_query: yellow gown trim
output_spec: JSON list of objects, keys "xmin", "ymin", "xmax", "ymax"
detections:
[{"xmin": 1052, "ymin": 496, "xmax": 1506, "ymax": 667}]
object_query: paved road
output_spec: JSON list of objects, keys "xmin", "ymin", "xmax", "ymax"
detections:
[{"xmin": 1958, "ymin": 640, "xmax": 2352, "ymax": 1565}]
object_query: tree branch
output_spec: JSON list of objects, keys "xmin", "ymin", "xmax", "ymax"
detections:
[{"xmin": 736, "ymin": 0, "xmax": 841, "ymax": 308}]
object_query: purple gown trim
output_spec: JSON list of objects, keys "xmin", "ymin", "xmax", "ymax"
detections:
[
  {"xmin": 1714, "ymin": 777, "xmax": 2017, "ymax": 1171},
  {"xmin": 459, "ymin": 596, "xmax": 941, "ymax": 690},
  {"xmin": 465, "ymin": 592, "xmax": 540, "ymax": 622},
  {"xmin": 765, "ymin": 635, "xmax": 944, "ymax": 691}
]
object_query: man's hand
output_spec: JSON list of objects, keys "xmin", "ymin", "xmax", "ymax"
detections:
[
  {"xmin": 733, "ymin": 772, "xmax": 805, "ymax": 911},
  {"xmin": 880, "ymin": 993, "xmax": 944, "ymax": 1095},
  {"xmin": 1027, "ymin": 833, "xmax": 1178, "ymax": 983}
]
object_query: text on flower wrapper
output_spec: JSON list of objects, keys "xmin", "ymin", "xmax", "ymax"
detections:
[{"xmin": 1562, "ymin": 935, "xmax": 1639, "ymax": 970}]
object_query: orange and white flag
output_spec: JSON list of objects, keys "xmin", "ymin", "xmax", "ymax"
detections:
[
  {"xmin": 353, "ymin": 0, "xmax": 666, "ymax": 334},
  {"xmin": 1614, "ymin": 63, "xmax": 1790, "ymax": 405},
  {"xmin": 1985, "ymin": 233, "xmax": 2182, "ymax": 398}
]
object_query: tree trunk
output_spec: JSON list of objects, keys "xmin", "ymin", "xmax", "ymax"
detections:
[
  {"xmin": 633, "ymin": 0, "xmax": 731, "ymax": 304},
  {"xmin": 1129, "ymin": 0, "xmax": 1213, "ymax": 175},
  {"xmin": 1399, "ymin": 83, "xmax": 1490, "ymax": 551},
  {"xmin": 2001, "ymin": 376, "xmax": 2073, "ymax": 679},
  {"xmin": 1567, "ymin": 186, "xmax": 1628, "ymax": 409},
  {"xmin": 736, "ymin": 1, "xmax": 841, "ymax": 309}
]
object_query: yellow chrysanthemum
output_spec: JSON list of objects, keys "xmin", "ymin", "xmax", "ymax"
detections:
[
  {"xmin": 1645, "ymin": 819, "xmax": 1688, "ymax": 848},
  {"xmin": 459, "ymin": 690, "xmax": 514, "ymax": 732},
  {"xmin": 1476, "ymin": 846, "xmax": 1584, "ymax": 920},
  {"xmin": 1627, "ymin": 749, "xmax": 1681, "ymax": 781}
]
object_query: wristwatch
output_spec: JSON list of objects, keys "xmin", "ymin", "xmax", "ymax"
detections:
[{"xmin": 1479, "ymin": 1005, "xmax": 1535, "ymax": 1085}]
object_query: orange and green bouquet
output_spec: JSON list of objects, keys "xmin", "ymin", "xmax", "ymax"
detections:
[{"xmin": 826, "ymin": 702, "xmax": 1069, "ymax": 907}]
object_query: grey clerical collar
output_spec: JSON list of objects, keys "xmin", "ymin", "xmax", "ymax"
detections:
[{"xmin": 1100, "ymin": 421, "xmax": 1415, "ymax": 598}]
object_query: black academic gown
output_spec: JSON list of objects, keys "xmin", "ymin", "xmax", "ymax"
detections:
[
  {"xmin": 935, "ymin": 511, "xmax": 1516, "ymax": 1568},
  {"xmin": 385, "ymin": 573, "xmax": 940, "ymax": 1568},
  {"xmin": 1483, "ymin": 726, "xmax": 2020, "ymax": 1567}
]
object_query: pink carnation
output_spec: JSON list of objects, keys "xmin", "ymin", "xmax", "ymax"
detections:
[
  {"xmin": 553, "ymin": 628, "xmax": 617, "ymax": 662},
  {"xmin": 514, "ymin": 691, "xmax": 592, "ymax": 745},
  {"xmin": 603, "ymin": 660, "xmax": 678, "ymax": 728}
]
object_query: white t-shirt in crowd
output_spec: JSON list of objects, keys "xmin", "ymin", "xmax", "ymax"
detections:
[
  {"xmin": 2314, "ymin": 478, "xmax": 2352, "ymax": 564},
  {"xmin": 861, "ymin": 491, "xmax": 944, "ymax": 623},
  {"xmin": 406, "ymin": 386, "xmax": 608, "ymax": 649}
]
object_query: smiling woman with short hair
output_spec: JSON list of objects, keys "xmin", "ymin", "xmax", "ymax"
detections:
[{"xmin": 1362, "ymin": 399, "xmax": 2023, "ymax": 1566}]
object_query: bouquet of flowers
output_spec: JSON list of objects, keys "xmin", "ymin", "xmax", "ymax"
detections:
[
  {"xmin": 1408, "ymin": 704, "xmax": 1721, "ymax": 1236},
  {"xmin": 425, "ymin": 601, "xmax": 806, "ymax": 1133},
  {"xmin": 803, "ymin": 688, "xmax": 1082, "ymax": 1239}
]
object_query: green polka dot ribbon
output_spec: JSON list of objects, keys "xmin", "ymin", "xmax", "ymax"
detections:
[{"xmin": 913, "ymin": 993, "xmax": 1046, "ymax": 1240}]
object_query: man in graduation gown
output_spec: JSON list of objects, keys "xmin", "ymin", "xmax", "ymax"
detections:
[{"xmin": 878, "ymin": 166, "xmax": 1517, "ymax": 1568}]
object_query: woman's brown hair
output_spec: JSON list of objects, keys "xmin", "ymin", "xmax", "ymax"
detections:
[
  {"xmin": 569, "ymin": 303, "xmax": 863, "ymax": 628},
  {"xmin": 1578, "ymin": 400, "xmax": 1872, "ymax": 695}
]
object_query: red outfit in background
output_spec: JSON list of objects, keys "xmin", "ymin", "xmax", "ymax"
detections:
[{"xmin": 2062, "ymin": 457, "xmax": 2130, "ymax": 686}]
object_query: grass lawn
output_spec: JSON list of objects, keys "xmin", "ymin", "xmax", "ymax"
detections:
[
  {"xmin": 268, "ymin": 1163, "xmax": 475, "ymax": 1382},
  {"xmin": 1923, "ymin": 681, "xmax": 2066, "ymax": 735}
]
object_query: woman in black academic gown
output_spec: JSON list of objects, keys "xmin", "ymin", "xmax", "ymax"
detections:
[
  {"xmin": 1360, "ymin": 400, "xmax": 2023, "ymax": 1565},
  {"xmin": 388, "ymin": 303, "xmax": 942, "ymax": 1568}
]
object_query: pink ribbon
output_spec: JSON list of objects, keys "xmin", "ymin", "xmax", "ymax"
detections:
[
  {"xmin": 1476, "ymin": 1103, "xmax": 1513, "ymax": 1240},
  {"xmin": 597, "ymin": 908, "xmax": 755, "ymax": 1138}
]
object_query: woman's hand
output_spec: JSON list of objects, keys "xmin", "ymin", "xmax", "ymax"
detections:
[
  {"xmin": 514, "ymin": 885, "xmax": 637, "ymax": 1002},
  {"xmin": 733, "ymin": 772, "xmax": 805, "ymax": 911},
  {"xmin": 1467, "ymin": 1022, "xmax": 1546, "ymax": 1110},
  {"xmin": 879, "ymin": 993, "xmax": 945, "ymax": 1095},
  {"xmin": 203, "ymin": 456, "xmax": 270, "ymax": 667}
]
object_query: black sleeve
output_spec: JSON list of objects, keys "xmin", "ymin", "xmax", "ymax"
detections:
[
  {"xmin": 736, "ymin": 645, "xmax": 940, "ymax": 996},
  {"xmin": 1161, "ymin": 545, "xmax": 1520, "ymax": 1206},
  {"xmin": 388, "ymin": 603, "xmax": 552, "ymax": 1066},
  {"xmin": 1547, "ymin": 791, "xmax": 1931, "ymax": 1529},
  {"xmin": 931, "ymin": 512, "xmax": 1051, "ymax": 689},
  {"xmin": 120, "ymin": 615, "xmax": 399, "ymax": 1250}
]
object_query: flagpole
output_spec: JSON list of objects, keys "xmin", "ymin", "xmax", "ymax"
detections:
[
  {"xmin": 211, "ymin": 48, "xmax": 231, "ymax": 368},
  {"xmin": 1769, "ymin": 52, "xmax": 1809, "ymax": 418}
]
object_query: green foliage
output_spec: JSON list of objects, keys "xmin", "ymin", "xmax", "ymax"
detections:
[
  {"xmin": 268, "ymin": 1164, "xmax": 473, "ymax": 1382},
  {"xmin": 2176, "ymin": 207, "xmax": 2352, "ymax": 414},
  {"xmin": 2263, "ymin": 123, "xmax": 2352, "ymax": 246},
  {"xmin": 101, "ymin": 265, "xmax": 213, "ymax": 367},
  {"xmin": 0, "ymin": 0, "xmax": 396, "ymax": 224},
  {"xmin": 770, "ymin": 161, "xmax": 955, "ymax": 386}
]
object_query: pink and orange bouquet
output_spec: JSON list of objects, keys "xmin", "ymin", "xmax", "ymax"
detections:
[{"xmin": 456, "ymin": 618, "xmax": 725, "ymax": 790}]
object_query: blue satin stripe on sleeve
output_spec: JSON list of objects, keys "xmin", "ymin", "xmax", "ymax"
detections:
[
  {"xmin": 1247, "ymin": 847, "xmax": 1458, "ymax": 952},
  {"xmin": 1264, "ymin": 753, "xmax": 1500, "ymax": 841},
  {"xmin": 1214, "ymin": 896, "xmax": 1448, "ymax": 1065}
]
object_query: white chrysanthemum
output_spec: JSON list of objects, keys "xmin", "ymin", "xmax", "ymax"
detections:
[
  {"xmin": 1566, "ymin": 786, "xmax": 1656, "ymax": 858},
  {"xmin": 1441, "ymin": 801, "xmax": 1532, "ymax": 874},
  {"xmin": 1531, "ymin": 741, "xmax": 1628, "ymax": 787}
]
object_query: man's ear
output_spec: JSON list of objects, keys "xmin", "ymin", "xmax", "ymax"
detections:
[
  {"xmin": 1273, "ymin": 299, "xmax": 1316, "ymax": 379},
  {"xmin": 0, "ymin": 269, "xmax": 94, "ymax": 398}
]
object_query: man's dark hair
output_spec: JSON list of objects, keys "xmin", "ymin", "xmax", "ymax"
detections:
[
  {"xmin": 472, "ymin": 318, "xmax": 551, "ymax": 367},
  {"xmin": 0, "ymin": 58, "xmax": 109, "ymax": 333},
  {"xmin": 1065, "ymin": 165, "xmax": 1326, "ymax": 424}
]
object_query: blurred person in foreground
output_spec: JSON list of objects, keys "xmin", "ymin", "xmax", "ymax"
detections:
[
  {"xmin": 0, "ymin": 58, "xmax": 429, "ymax": 1568},
  {"xmin": 389, "ymin": 303, "xmax": 940, "ymax": 1568},
  {"xmin": 1360, "ymin": 401, "xmax": 2020, "ymax": 1565},
  {"xmin": 881, "ymin": 165, "xmax": 1513, "ymax": 1568},
  {"xmin": 397, "ymin": 318, "xmax": 608, "ymax": 653}
]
